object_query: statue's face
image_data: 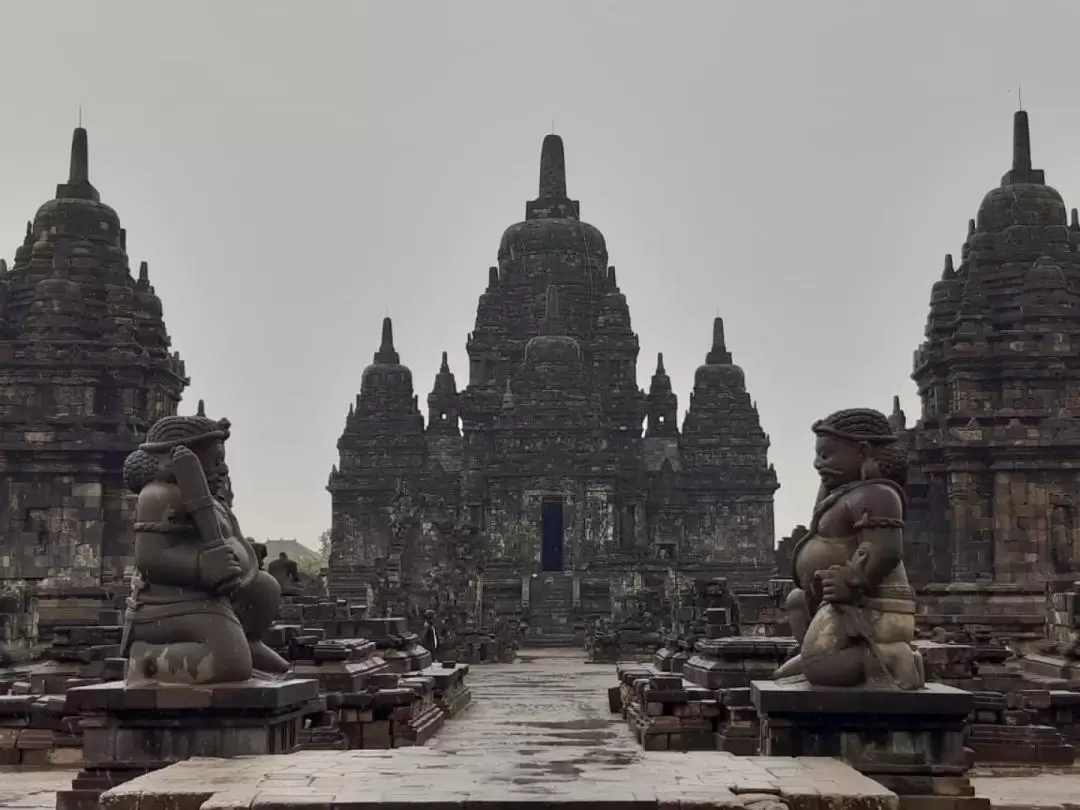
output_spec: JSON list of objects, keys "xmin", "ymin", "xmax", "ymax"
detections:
[
  {"xmin": 813, "ymin": 434, "xmax": 866, "ymax": 491},
  {"xmin": 196, "ymin": 440, "xmax": 232, "ymax": 503}
]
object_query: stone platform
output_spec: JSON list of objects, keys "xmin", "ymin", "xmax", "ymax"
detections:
[
  {"xmin": 56, "ymin": 678, "xmax": 319, "ymax": 810},
  {"xmin": 0, "ymin": 652, "xmax": 1073, "ymax": 810},
  {"xmin": 754, "ymin": 679, "xmax": 981, "ymax": 809},
  {"xmin": 102, "ymin": 749, "xmax": 896, "ymax": 809}
]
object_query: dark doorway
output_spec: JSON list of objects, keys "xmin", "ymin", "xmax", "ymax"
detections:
[{"xmin": 541, "ymin": 499, "xmax": 564, "ymax": 572}]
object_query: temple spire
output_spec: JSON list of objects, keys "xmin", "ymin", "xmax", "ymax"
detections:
[
  {"xmin": 56, "ymin": 127, "xmax": 99, "ymax": 201},
  {"xmin": 656, "ymin": 352, "xmax": 666, "ymax": 375},
  {"xmin": 942, "ymin": 254, "xmax": 956, "ymax": 280},
  {"xmin": 69, "ymin": 127, "xmax": 89, "ymax": 184},
  {"xmin": 538, "ymin": 133, "xmax": 567, "ymax": 199},
  {"xmin": 196, "ymin": 399, "xmax": 206, "ymax": 417},
  {"xmin": 705, "ymin": 317, "xmax": 733, "ymax": 365},
  {"xmin": 1002, "ymin": 110, "xmax": 1044, "ymax": 186},
  {"xmin": 374, "ymin": 316, "xmax": 400, "ymax": 364},
  {"xmin": 888, "ymin": 394, "xmax": 907, "ymax": 432},
  {"xmin": 1013, "ymin": 110, "xmax": 1031, "ymax": 173},
  {"xmin": 440, "ymin": 351, "xmax": 449, "ymax": 373},
  {"xmin": 380, "ymin": 317, "xmax": 394, "ymax": 352}
]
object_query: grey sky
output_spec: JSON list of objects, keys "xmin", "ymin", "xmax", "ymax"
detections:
[{"xmin": 1, "ymin": 1, "xmax": 1078, "ymax": 548}]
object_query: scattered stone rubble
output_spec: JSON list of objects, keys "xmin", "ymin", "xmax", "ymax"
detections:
[
  {"xmin": 613, "ymin": 607, "xmax": 796, "ymax": 753},
  {"xmin": 268, "ymin": 617, "xmax": 470, "ymax": 750}
]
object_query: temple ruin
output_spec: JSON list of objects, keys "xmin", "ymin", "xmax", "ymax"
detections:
[
  {"xmin": 0, "ymin": 128, "xmax": 187, "ymax": 661},
  {"xmin": 327, "ymin": 134, "xmax": 779, "ymax": 645},
  {"xmin": 896, "ymin": 111, "xmax": 1080, "ymax": 646}
]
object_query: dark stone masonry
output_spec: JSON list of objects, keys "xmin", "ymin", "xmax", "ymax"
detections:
[
  {"xmin": 328, "ymin": 133, "xmax": 779, "ymax": 645},
  {"xmin": 898, "ymin": 111, "xmax": 1080, "ymax": 651},
  {"xmin": 0, "ymin": 128, "xmax": 186, "ymax": 661},
  {"xmin": 5, "ymin": 111, "xmax": 1080, "ymax": 808}
]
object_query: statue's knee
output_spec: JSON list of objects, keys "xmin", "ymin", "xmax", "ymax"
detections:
[
  {"xmin": 254, "ymin": 570, "xmax": 282, "ymax": 602},
  {"xmin": 234, "ymin": 571, "xmax": 280, "ymax": 633}
]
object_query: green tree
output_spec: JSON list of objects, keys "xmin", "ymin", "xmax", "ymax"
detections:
[{"xmin": 317, "ymin": 529, "xmax": 331, "ymax": 569}]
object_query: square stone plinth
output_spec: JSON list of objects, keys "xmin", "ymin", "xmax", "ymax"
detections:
[
  {"xmin": 100, "ymin": 750, "xmax": 899, "ymax": 810},
  {"xmin": 752, "ymin": 679, "xmax": 974, "ymax": 717},
  {"xmin": 56, "ymin": 678, "xmax": 322, "ymax": 810},
  {"xmin": 67, "ymin": 677, "xmax": 319, "ymax": 713},
  {"xmin": 752, "ymin": 679, "xmax": 982, "ymax": 805}
]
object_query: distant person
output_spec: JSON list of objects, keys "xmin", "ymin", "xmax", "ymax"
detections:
[
  {"xmin": 267, "ymin": 552, "xmax": 300, "ymax": 595},
  {"xmin": 421, "ymin": 609, "xmax": 440, "ymax": 657}
]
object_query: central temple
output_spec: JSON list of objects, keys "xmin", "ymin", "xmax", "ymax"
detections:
[{"xmin": 328, "ymin": 134, "xmax": 778, "ymax": 643}]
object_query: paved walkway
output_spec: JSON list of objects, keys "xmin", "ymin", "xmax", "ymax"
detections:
[
  {"xmin": 5, "ymin": 650, "xmax": 1080, "ymax": 809},
  {"xmin": 428, "ymin": 647, "xmax": 640, "ymax": 768},
  {"xmin": 102, "ymin": 649, "xmax": 893, "ymax": 809}
]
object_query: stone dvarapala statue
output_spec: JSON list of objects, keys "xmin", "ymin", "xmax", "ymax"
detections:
[
  {"xmin": 120, "ymin": 407, "xmax": 290, "ymax": 684},
  {"xmin": 774, "ymin": 408, "xmax": 925, "ymax": 690}
]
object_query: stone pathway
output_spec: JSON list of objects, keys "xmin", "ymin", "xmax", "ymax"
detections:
[
  {"xmin": 0, "ymin": 769, "xmax": 75, "ymax": 810},
  {"xmin": 4, "ymin": 650, "xmax": 1080, "ymax": 809},
  {"xmin": 428, "ymin": 646, "xmax": 640, "ymax": 765},
  {"xmin": 972, "ymin": 773, "xmax": 1080, "ymax": 810},
  {"xmin": 101, "ymin": 648, "xmax": 894, "ymax": 809}
]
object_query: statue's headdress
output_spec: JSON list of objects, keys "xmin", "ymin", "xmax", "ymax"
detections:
[
  {"xmin": 811, "ymin": 407, "xmax": 907, "ymax": 487},
  {"xmin": 812, "ymin": 408, "xmax": 897, "ymax": 446},
  {"xmin": 123, "ymin": 404, "xmax": 231, "ymax": 494},
  {"xmin": 138, "ymin": 414, "xmax": 231, "ymax": 454}
]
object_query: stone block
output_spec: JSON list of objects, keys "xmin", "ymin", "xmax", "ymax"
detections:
[{"xmin": 753, "ymin": 679, "xmax": 976, "ymax": 803}]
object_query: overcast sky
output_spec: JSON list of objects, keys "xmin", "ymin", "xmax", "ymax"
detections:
[{"xmin": 1, "ymin": 1, "xmax": 1079, "ymax": 549}]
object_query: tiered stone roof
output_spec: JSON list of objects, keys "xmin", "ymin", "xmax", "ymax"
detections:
[
  {"xmin": 682, "ymin": 318, "xmax": 775, "ymax": 483},
  {"xmin": 905, "ymin": 110, "xmax": 1080, "ymax": 586},
  {"xmin": 0, "ymin": 128, "xmax": 187, "ymax": 586},
  {"xmin": 330, "ymin": 133, "xmax": 778, "ymax": 585}
]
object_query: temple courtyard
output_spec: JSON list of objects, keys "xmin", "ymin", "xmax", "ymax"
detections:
[{"xmin": 0, "ymin": 650, "xmax": 1075, "ymax": 810}]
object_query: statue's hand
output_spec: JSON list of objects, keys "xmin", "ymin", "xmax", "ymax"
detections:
[
  {"xmin": 197, "ymin": 542, "xmax": 243, "ymax": 592},
  {"xmin": 171, "ymin": 445, "xmax": 197, "ymax": 463},
  {"xmin": 818, "ymin": 564, "xmax": 857, "ymax": 603}
]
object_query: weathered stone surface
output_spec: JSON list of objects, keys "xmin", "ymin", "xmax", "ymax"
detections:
[
  {"xmin": 103, "ymin": 651, "xmax": 893, "ymax": 810},
  {"xmin": 56, "ymin": 678, "xmax": 317, "ymax": 810},
  {"xmin": 0, "ymin": 127, "xmax": 186, "ymax": 599},
  {"xmin": 754, "ymin": 680, "xmax": 983, "ymax": 808},
  {"xmin": 327, "ymin": 134, "xmax": 778, "ymax": 642},
  {"xmin": 903, "ymin": 111, "xmax": 1080, "ymax": 597}
]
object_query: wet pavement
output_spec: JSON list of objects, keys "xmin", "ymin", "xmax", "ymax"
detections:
[
  {"xmin": 428, "ymin": 646, "xmax": 639, "ymax": 769},
  {"xmin": 4, "ymin": 650, "xmax": 1080, "ymax": 809},
  {"xmin": 102, "ymin": 648, "xmax": 895, "ymax": 809}
]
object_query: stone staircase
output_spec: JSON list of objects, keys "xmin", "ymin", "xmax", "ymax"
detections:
[{"xmin": 525, "ymin": 572, "xmax": 580, "ymax": 648}]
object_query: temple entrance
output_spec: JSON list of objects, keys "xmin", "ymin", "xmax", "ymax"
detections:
[{"xmin": 541, "ymin": 499, "xmax": 564, "ymax": 572}]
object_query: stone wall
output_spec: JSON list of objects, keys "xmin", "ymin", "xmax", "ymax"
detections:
[
  {"xmin": 0, "ymin": 128, "xmax": 187, "ymax": 660},
  {"xmin": 903, "ymin": 111, "xmax": 1080, "ymax": 596},
  {"xmin": 329, "ymin": 134, "xmax": 779, "ymax": 617}
]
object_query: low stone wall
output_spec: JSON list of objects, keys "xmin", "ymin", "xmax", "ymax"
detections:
[
  {"xmin": 918, "ymin": 583, "xmax": 1046, "ymax": 646},
  {"xmin": 268, "ymin": 617, "xmax": 469, "ymax": 751}
]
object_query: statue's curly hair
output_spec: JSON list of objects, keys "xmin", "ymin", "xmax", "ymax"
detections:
[
  {"xmin": 122, "ymin": 448, "xmax": 164, "ymax": 494},
  {"xmin": 125, "ymin": 409, "xmax": 231, "ymax": 494},
  {"xmin": 813, "ymin": 407, "xmax": 908, "ymax": 488}
]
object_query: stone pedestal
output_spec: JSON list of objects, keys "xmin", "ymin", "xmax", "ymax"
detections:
[
  {"xmin": 753, "ymin": 680, "xmax": 986, "ymax": 810},
  {"xmin": 55, "ymin": 678, "xmax": 319, "ymax": 810},
  {"xmin": 683, "ymin": 637, "xmax": 796, "ymax": 689}
]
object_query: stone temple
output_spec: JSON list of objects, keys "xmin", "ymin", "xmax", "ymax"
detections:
[
  {"xmin": 328, "ymin": 134, "xmax": 778, "ymax": 641},
  {"xmin": 895, "ymin": 111, "xmax": 1080, "ymax": 641},
  {"xmin": 0, "ymin": 128, "xmax": 186, "ymax": 593}
]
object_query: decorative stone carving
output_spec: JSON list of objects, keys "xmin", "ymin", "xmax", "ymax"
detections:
[
  {"xmin": 120, "ymin": 407, "xmax": 289, "ymax": 684},
  {"xmin": 774, "ymin": 408, "xmax": 925, "ymax": 689}
]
